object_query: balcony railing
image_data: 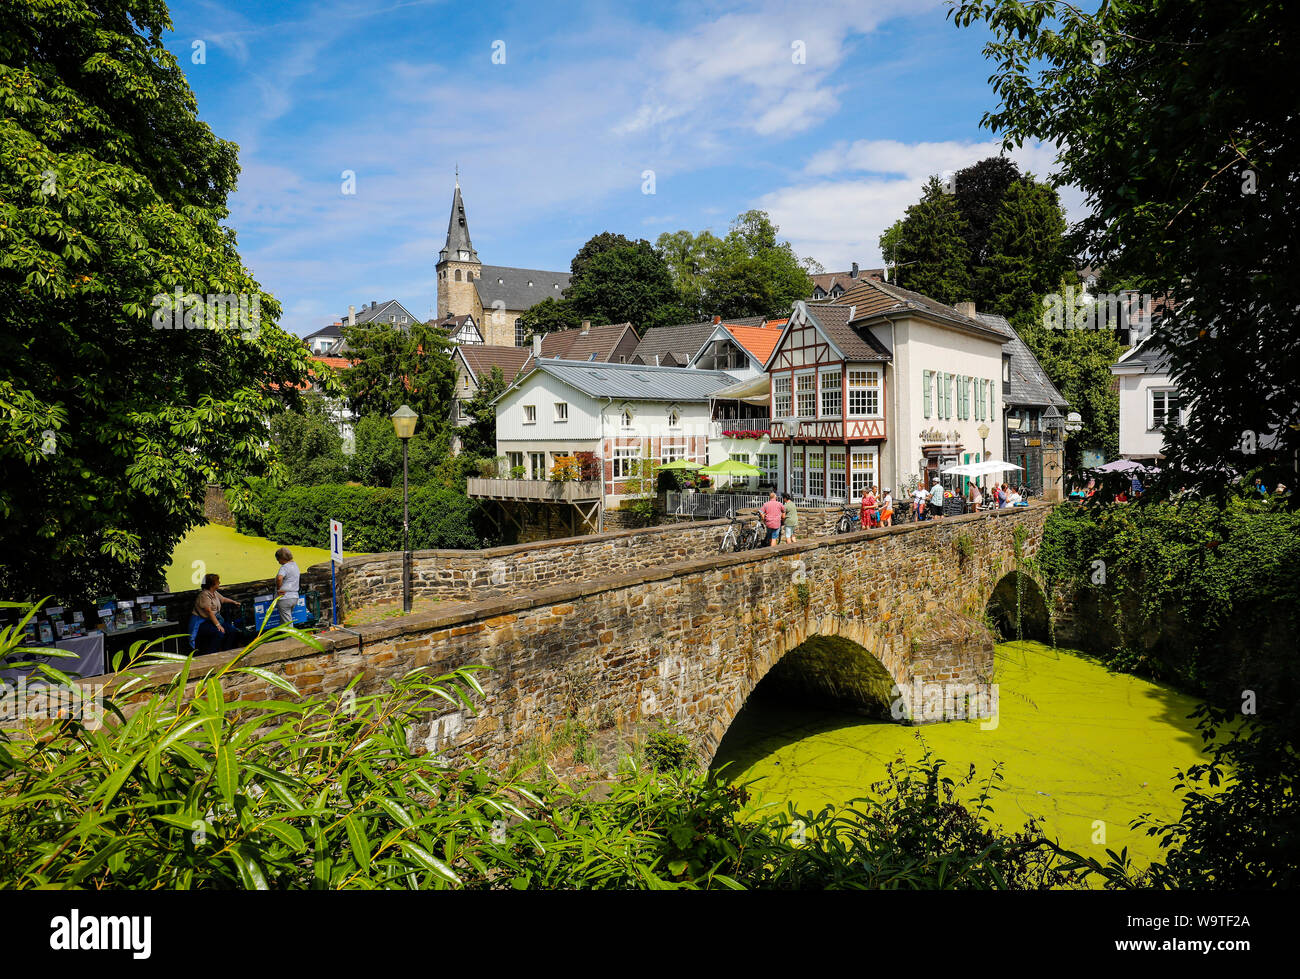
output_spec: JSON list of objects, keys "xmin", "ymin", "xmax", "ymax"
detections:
[
  {"xmin": 711, "ymin": 416, "xmax": 772, "ymax": 438},
  {"xmin": 466, "ymin": 478, "xmax": 603, "ymax": 502}
]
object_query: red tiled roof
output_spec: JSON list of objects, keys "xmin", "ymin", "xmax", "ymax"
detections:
[{"xmin": 724, "ymin": 324, "xmax": 782, "ymax": 365}]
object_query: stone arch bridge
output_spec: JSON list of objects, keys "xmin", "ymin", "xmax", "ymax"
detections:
[{"xmin": 109, "ymin": 505, "xmax": 1051, "ymax": 769}]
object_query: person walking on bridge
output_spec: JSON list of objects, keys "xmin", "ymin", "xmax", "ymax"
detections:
[
  {"xmin": 781, "ymin": 493, "xmax": 799, "ymax": 544},
  {"xmin": 760, "ymin": 491, "xmax": 785, "ymax": 548}
]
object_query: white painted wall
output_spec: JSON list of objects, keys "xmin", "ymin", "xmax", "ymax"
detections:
[
  {"xmin": 889, "ymin": 315, "xmax": 1005, "ymax": 489},
  {"xmin": 496, "ymin": 370, "xmax": 601, "ymax": 443},
  {"xmin": 1116, "ymin": 369, "xmax": 1186, "ymax": 459}
]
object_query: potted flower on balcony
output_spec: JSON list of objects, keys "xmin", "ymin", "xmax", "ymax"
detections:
[{"xmin": 549, "ymin": 455, "xmax": 579, "ymax": 482}]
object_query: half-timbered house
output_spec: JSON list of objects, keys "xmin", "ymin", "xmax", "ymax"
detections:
[{"xmin": 767, "ymin": 279, "xmax": 1010, "ymax": 502}]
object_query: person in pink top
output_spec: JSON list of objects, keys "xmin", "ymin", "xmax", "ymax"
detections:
[{"xmin": 760, "ymin": 491, "xmax": 786, "ymax": 548}]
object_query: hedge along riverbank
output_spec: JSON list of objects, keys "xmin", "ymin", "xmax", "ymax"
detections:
[
  {"xmin": 1037, "ymin": 499, "xmax": 1300, "ymax": 710},
  {"xmin": 235, "ymin": 481, "xmax": 491, "ymax": 552}
]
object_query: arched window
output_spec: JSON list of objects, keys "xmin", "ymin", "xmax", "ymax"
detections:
[
  {"xmin": 515, "ymin": 319, "xmax": 526, "ymax": 346},
  {"xmin": 455, "ymin": 269, "xmax": 462, "ymax": 281},
  {"xmin": 621, "ymin": 410, "xmax": 633, "ymax": 428}
]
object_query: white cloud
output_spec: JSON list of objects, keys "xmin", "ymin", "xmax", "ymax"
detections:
[{"xmin": 764, "ymin": 138, "xmax": 1087, "ymax": 271}]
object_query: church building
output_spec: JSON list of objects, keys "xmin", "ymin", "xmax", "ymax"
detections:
[{"xmin": 436, "ymin": 177, "xmax": 572, "ymax": 347}]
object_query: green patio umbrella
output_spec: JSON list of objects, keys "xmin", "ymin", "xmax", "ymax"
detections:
[
  {"xmin": 657, "ymin": 459, "xmax": 704, "ymax": 470},
  {"xmin": 699, "ymin": 459, "xmax": 762, "ymax": 476}
]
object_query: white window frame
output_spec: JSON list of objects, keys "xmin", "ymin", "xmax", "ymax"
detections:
[
  {"xmin": 757, "ymin": 452, "xmax": 779, "ymax": 486},
  {"xmin": 819, "ymin": 368, "xmax": 842, "ymax": 419},
  {"xmin": 529, "ymin": 451, "xmax": 546, "ymax": 479},
  {"xmin": 554, "ymin": 402, "xmax": 568, "ymax": 423},
  {"xmin": 807, "ymin": 451, "xmax": 825, "ymax": 498},
  {"xmin": 613, "ymin": 445, "xmax": 639, "ymax": 479},
  {"xmin": 523, "ymin": 404, "xmax": 536, "ymax": 425},
  {"xmin": 850, "ymin": 448, "xmax": 876, "ymax": 497},
  {"xmin": 847, "ymin": 367, "xmax": 882, "ymax": 418},
  {"xmin": 774, "ymin": 374, "xmax": 792, "ymax": 419},
  {"xmin": 828, "ymin": 449, "xmax": 846, "ymax": 502},
  {"xmin": 1149, "ymin": 388, "xmax": 1182, "ymax": 431},
  {"xmin": 662, "ymin": 443, "xmax": 686, "ymax": 464},
  {"xmin": 789, "ymin": 448, "xmax": 804, "ymax": 495},
  {"xmin": 795, "ymin": 370, "xmax": 817, "ymax": 418}
]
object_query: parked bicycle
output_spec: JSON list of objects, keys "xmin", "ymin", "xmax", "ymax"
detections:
[
  {"xmin": 719, "ymin": 512, "xmax": 767, "ymax": 552},
  {"xmin": 835, "ymin": 504, "xmax": 863, "ymax": 534}
]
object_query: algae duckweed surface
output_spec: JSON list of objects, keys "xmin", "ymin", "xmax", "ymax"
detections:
[{"xmin": 712, "ymin": 641, "xmax": 1209, "ymax": 869}]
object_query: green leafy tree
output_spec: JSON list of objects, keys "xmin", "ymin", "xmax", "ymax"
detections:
[
  {"xmin": 268, "ymin": 393, "xmax": 347, "ymax": 486},
  {"xmin": 657, "ymin": 211, "xmax": 813, "ymax": 320},
  {"xmin": 0, "ymin": 0, "xmax": 321, "ymax": 600},
  {"xmin": 459, "ymin": 365, "xmax": 508, "ymax": 460},
  {"xmin": 564, "ymin": 239, "xmax": 689, "ymax": 330},
  {"xmin": 1019, "ymin": 300, "xmax": 1123, "ymax": 468},
  {"xmin": 952, "ymin": 156, "xmax": 1022, "ymax": 269},
  {"xmin": 569, "ymin": 231, "xmax": 636, "ymax": 280},
  {"xmin": 950, "ymin": 0, "xmax": 1300, "ymax": 485},
  {"xmin": 340, "ymin": 321, "xmax": 455, "ymax": 436},
  {"xmin": 517, "ymin": 296, "xmax": 581, "ymax": 342},
  {"xmin": 882, "ymin": 177, "xmax": 973, "ymax": 305},
  {"xmin": 979, "ymin": 179, "xmax": 1071, "ymax": 330}
]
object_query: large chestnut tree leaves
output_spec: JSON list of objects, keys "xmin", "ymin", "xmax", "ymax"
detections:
[
  {"xmin": 951, "ymin": 0, "xmax": 1300, "ymax": 489},
  {"xmin": 0, "ymin": 0, "xmax": 318, "ymax": 599}
]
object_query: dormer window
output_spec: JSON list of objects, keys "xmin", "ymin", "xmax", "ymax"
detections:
[
  {"xmin": 527, "ymin": 280, "xmax": 533, "ymax": 287},
  {"xmin": 498, "ymin": 277, "xmax": 504, "ymax": 284},
  {"xmin": 668, "ymin": 409, "xmax": 680, "ymax": 428},
  {"xmin": 621, "ymin": 409, "xmax": 633, "ymax": 427}
]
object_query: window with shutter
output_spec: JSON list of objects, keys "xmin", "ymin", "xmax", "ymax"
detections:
[{"xmin": 923, "ymin": 370, "xmax": 932, "ymax": 418}]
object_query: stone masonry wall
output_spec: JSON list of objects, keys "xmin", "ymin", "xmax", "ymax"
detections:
[
  {"xmin": 327, "ymin": 507, "xmax": 845, "ymax": 615},
  {"xmin": 94, "ymin": 505, "xmax": 1051, "ymax": 772}
]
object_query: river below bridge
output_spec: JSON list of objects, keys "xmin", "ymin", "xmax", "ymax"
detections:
[{"xmin": 711, "ymin": 640, "xmax": 1209, "ymax": 871}]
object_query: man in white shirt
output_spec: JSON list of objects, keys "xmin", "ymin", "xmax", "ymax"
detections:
[
  {"xmin": 274, "ymin": 547, "xmax": 300, "ymax": 627},
  {"xmin": 929, "ymin": 478, "xmax": 945, "ymax": 519}
]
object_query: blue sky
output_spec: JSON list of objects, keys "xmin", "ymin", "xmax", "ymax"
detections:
[{"xmin": 167, "ymin": 0, "xmax": 1075, "ymax": 337}]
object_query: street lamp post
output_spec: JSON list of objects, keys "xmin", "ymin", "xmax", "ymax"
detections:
[{"xmin": 390, "ymin": 404, "xmax": 419, "ymax": 613}]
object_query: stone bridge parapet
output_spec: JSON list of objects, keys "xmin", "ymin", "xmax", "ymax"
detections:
[{"xmin": 93, "ymin": 505, "xmax": 1051, "ymax": 771}]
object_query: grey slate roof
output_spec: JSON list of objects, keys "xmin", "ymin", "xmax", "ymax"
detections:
[
  {"xmin": 631, "ymin": 321, "xmax": 716, "ymax": 366},
  {"xmin": 1112, "ymin": 336, "xmax": 1172, "ymax": 373},
  {"xmin": 474, "ymin": 265, "xmax": 570, "ymax": 311},
  {"xmin": 802, "ymin": 304, "xmax": 893, "ymax": 362},
  {"xmin": 333, "ymin": 299, "xmax": 421, "ymax": 328},
  {"xmin": 439, "ymin": 183, "xmax": 479, "ymax": 264},
  {"xmin": 977, "ymin": 313, "xmax": 1069, "ymax": 408},
  {"xmin": 506, "ymin": 359, "xmax": 737, "ymax": 403},
  {"xmin": 305, "ymin": 323, "xmax": 342, "ymax": 341}
]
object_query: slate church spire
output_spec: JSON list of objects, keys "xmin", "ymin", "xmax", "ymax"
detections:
[{"xmin": 439, "ymin": 174, "xmax": 479, "ymax": 264}]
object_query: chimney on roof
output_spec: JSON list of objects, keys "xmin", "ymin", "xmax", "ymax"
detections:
[
  {"xmin": 955, "ymin": 301, "xmax": 977, "ymax": 319},
  {"xmin": 851, "ymin": 262, "xmax": 859, "ymax": 278},
  {"xmin": 532, "ymin": 334, "xmax": 542, "ymax": 359},
  {"xmin": 654, "ymin": 354, "xmax": 660, "ymax": 366},
  {"xmin": 580, "ymin": 320, "xmax": 590, "ymax": 333},
  {"xmin": 348, "ymin": 304, "xmax": 356, "ymax": 326},
  {"xmin": 372, "ymin": 300, "xmax": 378, "ymax": 309},
  {"xmin": 712, "ymin": 315, "xmax": 721, "ymax": 325}
]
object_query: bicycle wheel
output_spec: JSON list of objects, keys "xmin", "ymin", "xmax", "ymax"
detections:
[
  {"xmin": 836, "ymin": 515, "xmax": 851, "ymax": 534},
  {"xmin": 719, "ymin": 529, "xmax": 735, "ymax": 553}
]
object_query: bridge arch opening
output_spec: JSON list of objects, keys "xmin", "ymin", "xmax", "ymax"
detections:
[
  {"xmin": 709, "ymin": 634, "xmax": 903, "ymax": 770},
  {"xmin": 985, "ymin": 570, "xmax": 1050, "ymax": 642}
]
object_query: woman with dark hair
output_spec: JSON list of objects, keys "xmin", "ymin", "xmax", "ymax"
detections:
[{"xmin": 192, "ymin": 573, "xmax": 241, "ymax": 656}]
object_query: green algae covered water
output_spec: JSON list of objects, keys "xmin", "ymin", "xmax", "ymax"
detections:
[{"xmin": 711, "ymin": 640, "xmax": 1210, "ymax": 871}]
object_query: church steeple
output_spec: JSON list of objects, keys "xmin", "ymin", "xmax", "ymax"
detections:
[{"xmin": 439, "ymin": 174, "xmax": 479, "ymax": 264}]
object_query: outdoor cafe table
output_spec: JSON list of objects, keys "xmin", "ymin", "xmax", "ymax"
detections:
[{"xmin": 0, "ymin": 630, "xmax": 106, "ymax": 682}]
